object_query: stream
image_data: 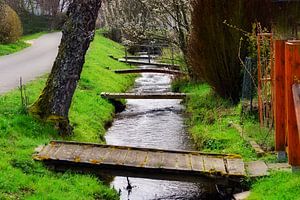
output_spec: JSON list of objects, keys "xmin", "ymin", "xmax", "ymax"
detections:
[{"xmin": 105, "ymin": 63, "xmax": 222, "ymax": 199}]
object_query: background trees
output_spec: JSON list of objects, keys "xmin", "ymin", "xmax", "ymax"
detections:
[
  {"xmin": 3, "ymin": 0, "xmax": 70, "ymax": 34},
  {"xmin": 99, "ymin": 0, "xmax": 190, "ymax": 56}
]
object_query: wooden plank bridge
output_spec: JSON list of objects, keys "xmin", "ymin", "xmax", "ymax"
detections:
[
  {"xmin": 33, "ymin": 141, "xmax": 266, "ymax": 185},
  {"xmin": 100, "ymin": 92, "xmax": 187, "ymax": 99},
  {"xmin": 118, "ymin": 58, "xmax": 180, "ymax": 68},
  {"xmin": 114, "ymin": 68, "xmax": 187, "ymax": 75},
  {"xmin": 123, "ymin": 55, "xmax": 157, "ymax": 60}
]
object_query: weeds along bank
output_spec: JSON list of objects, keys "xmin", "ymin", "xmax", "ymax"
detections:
[
  {"xmin": 176, "ymin": 83, "xmax": 257, "ymax": 159},
  {"xmin": 0, "ymin": 33, "xmax": 135, "ymax": 199},
  {"xmin": 175, "ymin": 81, "xmax": 300, "ymax": 200}
]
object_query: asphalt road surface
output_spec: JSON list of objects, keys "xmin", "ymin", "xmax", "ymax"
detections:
[{"xmin": 0, "ymin": 32, "xmax": 62, "ymax": 94}]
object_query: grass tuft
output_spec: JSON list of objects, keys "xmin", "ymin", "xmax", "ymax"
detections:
[
  {"xmin": 248, "ymin": 171, "xmax": 300, "ymax": 200},
  {"xmin": 180, "ymin": 82, "xmax": 257, "ymax": 160}
]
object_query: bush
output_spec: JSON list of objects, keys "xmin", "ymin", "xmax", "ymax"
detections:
[{"xmin": 0, "ymin": 2, "xmax": 23, "ymax": 44}]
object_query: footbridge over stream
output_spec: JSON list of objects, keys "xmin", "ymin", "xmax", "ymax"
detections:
[
  {"xmin": 34, "ymin": 141, "xmax": 270, "ymax": 186},
  {"xmin": 100, "ymin": 92, "xmax": 187, "ymax": 100},
  {"xmin": 114, "ymin": 68, "xmax": 187, "ymax": 76}
]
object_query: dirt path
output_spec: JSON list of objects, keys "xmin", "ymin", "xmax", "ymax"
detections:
[{"xmin": 0, "ymin": 32, "xmax": 62, "ymax": 94}]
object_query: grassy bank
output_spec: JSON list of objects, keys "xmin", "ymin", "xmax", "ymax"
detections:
[
  {"xmin": 177, "ymin": 81, "xmax": 300, "ymax": 199},
  {"xmin": 0, "ymin": 32, "xmax": 46, "ymax": 56},
  {"xmin": 0, "ymin": 33, "xmax": 135, "ymax": 199},
  {"xmin": 249, "ymin": 171, "xmax": 300, "ymax": 200},
  {"xmin": 178, "ymin": 82, "xmax": 257, "ymax": 160}
]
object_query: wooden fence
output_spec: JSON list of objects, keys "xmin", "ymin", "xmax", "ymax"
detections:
[{"xmin": 274, "ymin": 40, "xmax": 300, "ymax": 169}]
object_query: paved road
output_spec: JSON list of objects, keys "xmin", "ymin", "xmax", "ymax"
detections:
[{"xmin": 0, "ymin": 32, "xmax": 62, "ymax": 94}]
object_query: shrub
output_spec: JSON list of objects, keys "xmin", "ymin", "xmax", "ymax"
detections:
[{"xmin": 0, "ymin": 2, "xmax": 23, "ymax": 44}]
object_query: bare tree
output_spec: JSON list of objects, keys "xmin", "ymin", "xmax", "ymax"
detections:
[
  {"xmin": 100, "ymin": 0, "xmax": 191, "ymax": 55},
  {"xmin": 5, "ymin": 0, "xmax": 70, "ymax": 16}
]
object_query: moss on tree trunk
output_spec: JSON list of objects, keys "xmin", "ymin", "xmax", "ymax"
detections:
[{"xmin": 29, "ymin": 0, "xmax": 102, "ymax": 136}]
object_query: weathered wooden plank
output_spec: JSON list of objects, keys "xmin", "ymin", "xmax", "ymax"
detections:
[
  {"xmin": 47, "ymin": 143, "xmax": 63, "ymax": 158},
  {"xmin": 102, "ymin": 148, "xmax": 128, "ymax": 165},
  {"xmin": 34, "ymin": 141, "xmax": 252, "ymax": 184},
  {"xmin": 176, "ymin": 153, "xmax": 192, "ymax": 171},
  {"xmin": 70, "ymin": 145, "xmax": 84, "ymax": 162},
  {"xmin": 100, "ymin": 92, "xmax": 186, "ymax": 99},
  {"xmin": 45, "ymin": 140, "xmax": 239, "ymax": 158},
  {"xmin": 118, "ymin": 59, "xmax": 180, "ymax": 68},
  {"xmin": 267, "ymin": 163, "xmax": 291, "ymax": 171},
  {"xmin": 226, "ymin": 158, "xmax": 246, "ymax": 176},
  {"xmin": 203, "ymin": 157, "xmax": 226, "ymax": 174},
  {"xmin": 161, "ymin": 152, "xmax": 178, "ymax": 170},
  {"xmin": 191, "ymin": 155, "xmax": 204, "ymax": 172},
  {"xmin": 85, "ymin": 146, "xmax": 112, "ymax": 164},
  {"xmin": 77, "ymin": 145, "xmax": 95, "ymax": 162},
  {"xmin": 114, "ymin": 68, "xmax": 186, "ymax": 75},
  {"xmin": 246, "ymin": 161, "xmax": 269, "ymax": 177},
  {"xmin": 122, "ymin": 150, "xmax": 148, "ymax": 167},
  {"xmin": 52, "ymin": 144, "xmax": 80, "ymax": 160},
  {"xmin": 123, "ymin": 56, "xmax": 157, "ymax": 60},
  {"xmin": 145, "ymin": 152, "xmax": 164, "ymax": 168},
  {"xmin": 35, "ymin": 144, "xmax": 54, "ymax": 159}
]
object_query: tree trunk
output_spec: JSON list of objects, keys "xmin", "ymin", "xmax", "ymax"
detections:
[{"xmin": 29, "ymin": 0, "xmax": 102, "ymax": 136}]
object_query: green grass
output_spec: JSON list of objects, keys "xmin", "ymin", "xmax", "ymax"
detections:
[
  {"xmin": 178, "ymin": 80, "xmax": 277, "ymax": 161},
  {"xmin": 248, "ymin": 171, "xmax": 300, "ymax": 200},
  {"xmin": 21, "ymin": 32, "xmax": 47, "ymax": 41},
  {"xmin": 180, "ymin": 82, "xmax": 257, "ymax": 160},
  {"xmin": 0, "ymin": 41, "xmax": 29, "ymax": 56},
  {"xmin": 0, "ymin": 32, "xmax": 136, "ymax": 199},
  {"xmin": 0, "ymin": 32, "xmax": 47, "ymax": 56},
  {"xmin": 159, "ymin": 48, "xmax": 188, "ymax": 71}
]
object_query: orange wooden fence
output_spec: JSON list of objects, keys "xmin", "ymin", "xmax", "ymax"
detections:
[
  {"xmin": 274, "ymin": 40, "xmax": 286, "ymax": 152},
  {"xmin": 285, "ymin": 41, "xmax": 300, "ymax": 166},
  {"xmin": 274, "ymin": 40, "xmax": 300, "ymax": 167}
]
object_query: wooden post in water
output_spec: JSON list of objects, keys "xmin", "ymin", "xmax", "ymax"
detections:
[
  {"xmin": 285, "ymin": 41, "xmax": 300, "ymax": 170},
  {"xmin": 274, "ymin": 40, "xmax": 287, "ymax": 160}
]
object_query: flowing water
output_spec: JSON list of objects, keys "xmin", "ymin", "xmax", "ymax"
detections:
[{"xmin": 105, "ymin": 63, "xmax": 214, "ymax": 199}]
